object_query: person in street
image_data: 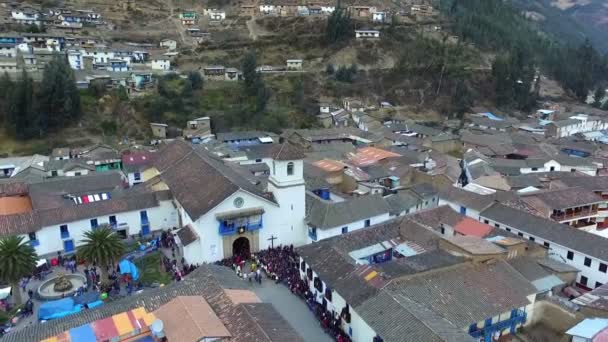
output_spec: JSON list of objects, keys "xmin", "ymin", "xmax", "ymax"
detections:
[{"xmin": 256, "ymin": 268, "xmax": 262, "ymax": 284}]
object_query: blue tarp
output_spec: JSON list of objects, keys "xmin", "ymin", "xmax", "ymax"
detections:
[
  {"xmin": 38, "ymin": 298, "xmax": 82, "ymax": 321},
  {"xmin": 73, "ymin": 292, "xmax": 99, "ymax": 306},
  {"xmin": 119, "ymin": 259, "xmax": 140, "ymax": 281},
  {"xmin": 480, "ymin": 112, "xmax": 503, "ymax": 121}
]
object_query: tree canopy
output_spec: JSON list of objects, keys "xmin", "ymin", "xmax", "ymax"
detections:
[
  {"xmin": 0, "ymin": 236, "xmax": 37, "ymax": 305},
  {"xmin": 77, "ymin": 226, "xmax": 125, "ymax": 281}
]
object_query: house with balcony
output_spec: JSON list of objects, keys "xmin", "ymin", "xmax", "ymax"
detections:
[
  {"xmin": 552, "ymin": 176, "xmax": 608, "ymax": 229},
  {"xmin": 479, "ymin": 203, "xmax": 608, "ymax": 290},
  {"xmin": 148, "ymin": 140, "xmax": 307, "ymax": 264},
  {"xmin": 0, "ymin": 172, "xmax": 177, "ymax": 258},
  {"xmin": 297, "ymin": 217, "xmax": 538, "ymax": 342},
  {"xmin": 520, "ymin": 187, "xmax": 603, "ymax": 234}
]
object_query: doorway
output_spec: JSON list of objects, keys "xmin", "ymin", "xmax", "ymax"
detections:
[{"xmin": 232, "ymin": 237, "xmax": 250, "ymax": 258}]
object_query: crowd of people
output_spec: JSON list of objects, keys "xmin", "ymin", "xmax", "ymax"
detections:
[{"xmin": 218, "ymin": 245, "xmax": 352, "ymax": 342}]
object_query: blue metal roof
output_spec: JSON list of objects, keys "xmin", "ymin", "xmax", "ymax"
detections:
[{"xmin": 566, "ymin": 318, "xmax": 608, "ymax": 338}]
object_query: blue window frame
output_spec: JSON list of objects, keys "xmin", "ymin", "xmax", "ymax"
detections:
[
  {"xmin": 460, "ymin": 206, "xmax": 467, "ymax": 215},
  {"xmin": 341, "ymin": 227, "xmax": 348, "ymax": 234},
  {"xmin": 63, "ymin": 239, "xmax": 75, "ymax": 253},
  {"xmin": 109, "ymin": 215, "xmax": 117, "ymax": 228},
  {"xmin": 28, "ymin": 232, "xmax": 39, "ymax": 247},
  {"xmin": 60, "ymin": 225, "xmax": 69, "ymax": 239},
  {"xmin": 140, "ymin": 210, "xmax": 150, "ymax": 235},
  {"xmin": 364, "ymin": 219, "xmax": 371, "ymax": 227},
  {"xmin": 134, "ymin": 172, "xmax": 141, "ymax": 181},
  {"xmin": 90, "ymin": 218, "xmax": 98, "ymax": 230}
]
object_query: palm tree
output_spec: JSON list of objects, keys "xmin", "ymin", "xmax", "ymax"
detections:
[
  {"xmin": 0, "ymin": 236, "xmax": 37, "ymax": 305},
  {"xmin": 77, "ymin": 225, "xmax": 125, "ymax": 282}
]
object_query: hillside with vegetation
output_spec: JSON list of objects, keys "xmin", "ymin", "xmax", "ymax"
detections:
[{"xmin": 1, "ymin": 0, "xmax": 607, "ymax": 155}]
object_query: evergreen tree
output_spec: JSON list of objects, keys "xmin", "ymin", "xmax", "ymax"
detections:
[
  {"xmin": 8, "ymin": 70, "xmax": 36, "ymax": 139},
  {"xmin": 326, "ymin": 1, "xmax": 352, "ymax": 44},
  {"xmin": 187, "ymin": 71, "xmax": 203, "ymax": 90},
  {"xmin": 0, "ymin": 72, "xmax": 13, "ymax": 125},
  {"xmin": 242, "ymin": 51, "xmax": 259, "ymax": 96},
  {"xmin": 38, "ymin": 54, "xmax": 81, "ymax": 135}
]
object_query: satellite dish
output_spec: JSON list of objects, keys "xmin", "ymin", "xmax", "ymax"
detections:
[{"xmin": 151, "ymin": 319, "xmax": 165, "ymax": 337}]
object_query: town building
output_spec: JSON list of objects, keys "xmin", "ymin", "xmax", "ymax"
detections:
[
  {"xmin": 146, "ymin": 141, "xmax": 307, "ymax": 264},
  {"xmin": 297, "ymin": 217, "xmax": 538, "ymax": 342},
  {"xmin": 0, "ymin": 172, "xmax": 177, "ymax": 257}
]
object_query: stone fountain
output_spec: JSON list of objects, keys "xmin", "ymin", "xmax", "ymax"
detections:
[{"xmin": 37, "ymin": 273, "xmax": 87, "ymax": 300}]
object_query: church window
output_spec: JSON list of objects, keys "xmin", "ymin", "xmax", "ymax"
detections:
[{"xmin": 287, "ymin": 162, "xmax": 294, "ymax": 176}]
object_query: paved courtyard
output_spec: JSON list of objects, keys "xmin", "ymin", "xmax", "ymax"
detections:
[{"xmin": 238, "ymin": 273, "xmax": 333, "ymax": 342}]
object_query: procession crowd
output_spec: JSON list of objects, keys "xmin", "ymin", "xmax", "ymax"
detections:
[{"xmin": 217, "ymin": 245, "xmax": 352, "ymax": 342}]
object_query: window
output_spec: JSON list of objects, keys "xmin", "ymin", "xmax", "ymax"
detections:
[
  {"xmin": 255, "ymin": 159, "xmax": 262, "ymax": 163},
  {"xmin": 600, "ymin": 263, "xmax": 607, "ymax": 273},
  {"xmin": 567, "ymin": 251, "xmax": 574, "ymax": 260},
  {"xmin": 544, "ymin": 242, "xmax": 550, "ymax": 248},
  {"xmin": 134, "ymin": 172, "xmax": 141, "ymax": 181},
  {"xmin": 506, "ymin": 227, "xmax": 511, "ymax": 232},
  {"xmin": 597, "ymin": 282, "xmax": 603, "ymax": 288},
  {"xmin": 109, "ymin": 215, "xmax": 117, "ymax": 227},
  {"xmin": 51, "ymin": 170, "xmax": 57, "ymax": 177},
  {"xmin": 341, "ymin": 227, "xmax": 348, "ymax": 234},
  {"xmin": 300, "ymin": 261, "xmax": 306, "ymax": 272},
  {"xmin": 529, "ymin": 236, "xmax": 535, "ymax": 242},
  {"xmin": 60, "ymin": 225, "xmax": 69, "ymax": 238},
  {"xmin": 440, "ymin": 227, "xmax": 445, "ymax": 235},
  {"xmin": 287, "ymin": 162, "xmax": 294, "ymax": 176},
  {"xmin": 494, "ymin": 223, "xmax": 500, "ymax": 228},
  {"xmin": 325, "ymin": 287, "xmax": 332, "ymax": 301},
  {"xmin": 90, "ymin": 219, "xmax": 98, "ymax": 229},
  {"xmin": 584, "ymin": 257, "xmax": 592, "ymax": 267},
  {"xmin": 313, "ymin": 277, "xmax": 323, "ymax": 291},
  {"xmin": 364, "ymin": 219, "xmax": 371, "ymax": 227},
  {"xmin": 74, "ymin": 172, "xmax": 81, "ymax": 176},
  {"xmin": 28, "ymin": 232, "xmax": 39, "ymax": 247},
  {"xmin": 425, "ymin": 201, "xmax": 428, "ymax": 206},
  {"xmin": 517, "ymin": 232, "xmax": 523, "ymax": 237},
  {"xmin": 580, "ymin": 276, "xmax": 588, "ymax": 286},
  {"xmin": 571, "ymin": 168, "xmax": 576, "ymax": 172},
  {"xmin": 531, "ymin": 167, "xmax": 538, "ymax": 171},
  {"xmin": 484, "ymin": 220, "xmax": 489, "ymax": 224},
  {"xmin": 550, "ymin": 166, "xmax": 555, "ymax": 172}
]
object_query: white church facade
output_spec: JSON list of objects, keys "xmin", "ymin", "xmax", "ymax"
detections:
[{"xmin": 148, "ymin": 140, "xmax": 307, "ymax": 264}]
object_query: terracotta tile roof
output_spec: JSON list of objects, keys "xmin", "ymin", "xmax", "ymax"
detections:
[
  {"xmin": 3, "ymin": 264, "xmax": 302, "ymax": 342},
  {"xmin": 0, "ymin": 196, "xmax": 32, "ymax": 215},
  {"xmin": 154, "ymin": 296, "xmax": 232, "ymax": 341},
  {"xmin": 350, "ymin": 146, "xmax": 401, "ymax": 167},
  {"xmin": 453, "ymin": 217, "xmax": 493, "ymax": 238}
]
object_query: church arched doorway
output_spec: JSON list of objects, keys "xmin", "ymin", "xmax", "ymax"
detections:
[{"xmin": 232, "ymin": 237, "xmax": 250, "ymax": 258}]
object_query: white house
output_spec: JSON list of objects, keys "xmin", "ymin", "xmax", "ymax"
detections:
[
  {"xmin": 152, "ymin": 141, "xmax": 307, "ymax": 264},
  {"xmin": 208, "ymin": 10, "xmax": 226, "ymax": 21},
  {"xmin": 160, "ymin": 39, "xmax": 177, "ymax": 51},
  {"xmin": 11, "ymin": 9, "xmax": 41, "ymax": 25},
  {"xmin": 286, "ymin": 59, "xmax": 303, "ymax": 70},
  {"xmin": 259, "ymin": 4, "xmax": 276, "ymax": 15},
  {"xmin": 372, "ymin": 12, "xmax": 386, "ymax": 23},
  {"xmin": 355, "ymin": 30, "xmax": 380, "ymax": 39},
  {"xmin": 151, "ymin": 56, "xmax": 171, "ymax": 70},
  {"xmin": 546, "ymin": 114, "xmax": 608, "ymax": 138},
  {"xmin": 305, "ymin": 193, "xmax": 391, "ymax": 242},
  {"xmin": 479, "ymin": 203, "xmax": 608, "ymax": 290},
  {"xmin": 0, "ymin": 172, "xmax": 178, "ymax": 258}
]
